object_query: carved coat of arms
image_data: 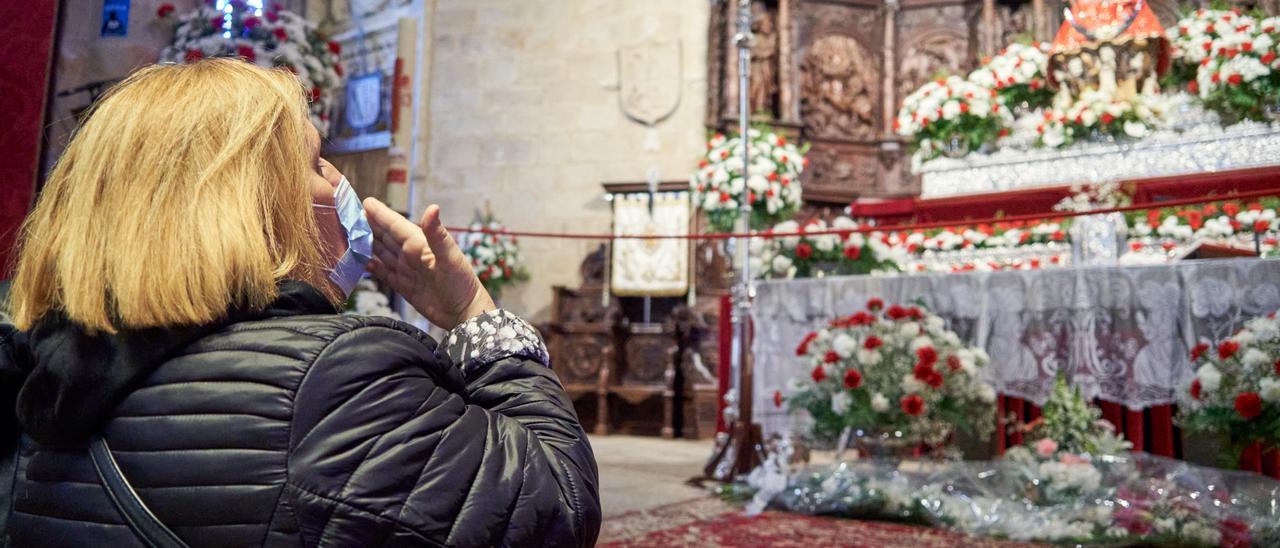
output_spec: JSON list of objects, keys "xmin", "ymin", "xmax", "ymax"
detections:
[{"xmin": 616, "ymin": 39, "xmax": 683, "ymax": 127}]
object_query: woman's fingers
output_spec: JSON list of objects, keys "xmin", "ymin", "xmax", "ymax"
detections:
[{"xmin": 364, "ymin": 197, "xmax": 425, "ymax": 248}]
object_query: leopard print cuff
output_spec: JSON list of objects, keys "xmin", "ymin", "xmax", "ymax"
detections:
[{"xmin": 440, "ymin": 309, "xmax": 549, "ymax": 372}]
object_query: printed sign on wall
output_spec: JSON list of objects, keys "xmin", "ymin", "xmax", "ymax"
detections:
[{"xmin": 101, "ymin": 0, "xmax": 130, "ymax": 37}]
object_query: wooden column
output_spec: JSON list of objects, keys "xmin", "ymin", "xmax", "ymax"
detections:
[
  {"xmin": 778, "ymin": 0, "xmax": 800, "ymax": 124},
  {"xmin": 982, "ymin": 0, "xmax": 997, "ymax": 56},
  {"xmin": 1033, "ymin": 0, "xmax": 1049, "ymax": 43},
  {"xmin": 881, "ymin": 0, "xmax": 899, "ymax": 137}
]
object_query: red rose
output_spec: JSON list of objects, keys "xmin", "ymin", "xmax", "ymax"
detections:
[
  {"xmin": 1228, "ymin": 74, "xmax": 1243, "ymax": 85},
  {"xmin": 1190, "ymin": 378, "xmax": 1202, "ymax": 400},
  {"xmin": 773, "ymin": 390, "xmax": 784, "ymax": 408},
  {"xmin": 273, "ymin": 27, "xmax": 289, "ymax": 41},
  {"xmin": 906, "ymin": 307, "xmax": 924, "ymax": 321},
  {"xmin": 823, "ymin": 351, "xmax": 840, "ymax": 364},
  {"xmin": 242, "ymin": 16, "xmax": 261, "ymax": 29},
  {"xmin": 947, "ymin": 355, "xmax": 962, "ymax": 371},
  {"xmin": 863, "ymin": 336, "xmax": 883, "ymax": 350},
  {"xmin": 719, "ymin": 192, "xmax": 731, "ymax": 203},
  {"xmin": 266, "ymin": 10, "xmax": 279, "ymax": 23},
  {"xmin": 310, "ymin": 86, "xmax": 322, "ymax": 103},
  {"xmin": 916, "ymin": 346, "xmax": 938, "ymax": 366},
  {"xmin": 795, "ymin": 242, "xmax": 813, "ymax": 259},
  {"xmin": 1188, "ymin": 81, "xmax": 1199, "ymax": 94},
  {"xmin": 901, "ymin": 394, "xmax": 926, "ymax": 416},
  {"xmin": 1275, "ymin": 358, "xmax": 1280, "ymax": 376},
  {"xmin": 1190, "ymin": 342, "xmax": 1210, "ymax": 361},
  {"xmin": 796, "ymin": 332, "xmax": 819, "ymax": 356},
  {"xmin": 210, "ymin": 15, "xmax": 226, "ymax": 28},
  {"xmin": 1235, "ymin": 392, "xmax": 1263, "ymax": 419},
  {"xmin": 843, "ymin": 369, "xmax": 863, "ymax": 389},
  {"xmin": 926, "ymin": 371, "xmax": 944, "ymax": 388},
  {"xmin": 1255, "ymin": 220, "xmax": 1271, "ymax": 232},
  {"xmin": 1219, "ymin": 340, "xmax": 1240, "ymax": 360},
  {"xmin": 1263, "ymin": 51, "xmax": 1277, "ymax": 64},
  {"xmin": 156, "ymin": 3, "xmax": 175, "ymax": 17},
  {"xmin": 328, "ymin": 41, "xmax": 342, "ymax": 55},
  {"xmin": 843, "ymin": 245, "xmax": 862, "ymax": 260},
  {"xmin": 811, "ymin": 363, "xmax": 828, "ymax": 383},
  {"xmin": 184, "ymin": 49, "xmax": 204, "ymax": 63},
  {"xmin": 886, "ymin": 305, "xmax": 909, "ymax": 320},
  {"xmin": 1224, "ymin": 203, "xmax": 1241, "ymax": 216},
  {"xmin": 1101, "ymin": 113, "xmax": 1116, "ymax": 125},
  {"xmin": 1203, "ymin": 203, "xmax": 1219, "ymax": 216},
  {"xmin": 236, "ymin": 45, "xmax": 256, "ymax": 62},
  {"xmin": 867, "ymin": 298, "xmax": 884, "ymax": 312}
]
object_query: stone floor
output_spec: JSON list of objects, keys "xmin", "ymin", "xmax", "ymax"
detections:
[{"xmin": 589, "ymin": 435, "xmax": 716, "ymax": 517}]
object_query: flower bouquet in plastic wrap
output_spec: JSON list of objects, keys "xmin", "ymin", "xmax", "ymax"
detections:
[
  {"xmin": 744, "ymin": 373, "xmax": 1280, "ymax": 546},
  {"xmin": 780, "ymin": 298, "xmax": 997, "ymax": 453},
  {"xmin": 1179, "ymin": 311, "xmax": 1280, "ymax": 467}
]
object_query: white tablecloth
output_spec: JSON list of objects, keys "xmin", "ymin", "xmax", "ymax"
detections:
[{"xmin": 750, "ymin": 258, "xmax": 1280, "ymax": 436}]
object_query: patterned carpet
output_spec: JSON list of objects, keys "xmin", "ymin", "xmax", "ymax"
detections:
[{"xmin": 599, "ymin": 497, "xmax": 1040, "ymax": 547}]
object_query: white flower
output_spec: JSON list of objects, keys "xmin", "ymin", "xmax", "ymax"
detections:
[
  {"xmin": 978, "ymin": 384, "xmax": 997, "ymax": 403},
  {"xmin": 925, "ymin": 315, "xmax": 945, "ymax": 333},
  {"xmin": 1243, "ymin": 348, "xmax": 1272, "ymax": 369},
  {"xmin": 1122, "ymin": 120, "xmax": 1149, "ymax": 138},
  {"xmin": 832, "ymin": 334, "xmax": 858, "ymax": 358},
  {"xmin": 1261, "ymin": 378, "xmax": 1280, "ymax": 403},
  {"xmin": 774, "ymin": 220, "xmax": 801, "ymax": 248},
  {"xmin": 771, "ymin": 254, "xmax": 793, "ymax": 273},
  {"xmin": 902, "ymin": 374, "xmax": 927, "ymax": 394},
  {"xmin": 871, "ymin": 393, "xmax": 891, "ymax": 412},
  {"xmin": 910, "ymin": 336, "xmax": 934, "ymax": 352},
  {"xmin": 898, "ymin": 323, "xmax": 920, "ymax": 338},
  {"xmin": 1197, "ymin": 363, "xmax": 1223, "ymax": 392},
  {"xmin": 857, "ymin": 348, "xmax": 883, "ymax": 366},
  {"xmin": 831, "ymin": 391, "xmax": 852, "ymax": 415}
]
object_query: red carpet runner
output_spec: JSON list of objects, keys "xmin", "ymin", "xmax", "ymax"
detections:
[{"xmin": 599, "ymin": 497, "xmax": 1042, "ymax": 547}]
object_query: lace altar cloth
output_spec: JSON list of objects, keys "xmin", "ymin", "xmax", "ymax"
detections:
[
  {"xmin": 750, "ymin": 258, "xmax": 1280, "ymax": 436},
  {"xmin": 917, "ymin": 120, "xmax": 1280, "ymax": 198}
]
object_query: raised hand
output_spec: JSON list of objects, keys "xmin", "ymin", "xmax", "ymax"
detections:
[{"xmin": 362, "ymin": 198, "xmax": 496, "ymax": 330}]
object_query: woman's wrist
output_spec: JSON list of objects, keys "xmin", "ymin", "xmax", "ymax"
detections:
[{"xmin": 452, "ymin": 290, "xmax": 496, "ymax": 330}]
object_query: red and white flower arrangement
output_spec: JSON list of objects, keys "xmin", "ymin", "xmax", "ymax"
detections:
[
  {"xmin": 157, "ymin": 1, "xmax": 344, "ymax": 134},
  {"xmin": 896, "ymin": 76, "xmax": 1013, "ymax": 160},
  {"xmin": 1179, "ymin": 311, "xmax": 1280, "ymax": 463},
  {"xmin": 691, "ymin": 129, "xmax": 806, "ymax": 233},
  {"xmin": 968, "ymin": 42, "xmax": 1053, "ymax": 111},
  {"xmin": 458, "ymin": 213, "xmax": 528, "ymax": 296},
  {"xmin": 1169, "ymin": 8, "xmax": 1280, "ymax": 122},
  {"xmin": 780, "ymin": 299, "xmax": 996, "ymax": 446},
  {"xmin": 1126, "ymin": 198, "xmax": 1280, "ymax": 256},
  {"xmin": 752, "ymin": 217, "xmax": 903, "ymax": 279}
]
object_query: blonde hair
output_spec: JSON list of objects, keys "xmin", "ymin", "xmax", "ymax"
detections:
[{"xmin": 10, "ymin": 59, "xmax": 336, "ymax": 333}]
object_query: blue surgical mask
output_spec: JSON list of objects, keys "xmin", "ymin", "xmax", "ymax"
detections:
[{"xmin": 313, "ymin": 176, "xmax": 373, "ymax": 297}]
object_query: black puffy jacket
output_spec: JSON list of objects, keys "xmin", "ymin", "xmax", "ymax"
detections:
[{"xmin": 0, "ymin": 281, "xmax": 601, "ymax": 547}]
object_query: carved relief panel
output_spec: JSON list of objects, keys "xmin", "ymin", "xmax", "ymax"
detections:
[{"xmin": 800, "ymin": 35, "xmax": 879, "ymax": 142}]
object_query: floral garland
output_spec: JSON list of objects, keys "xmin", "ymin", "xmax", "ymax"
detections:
[
  {"xmin": 1179, "ymin": 310, "xmax": 1280, "ymax": 464},
  {"xmin": 752, "ymin": 217, "xmax": 903, "ymax": 279},
  {"xmin": 781, "ymin": 299, "xmax": 996, "ymax": 446},
  {"xmin": 895, "ymin": 76, "xmax": 1012, "ymax": 160},
  {"xmin": 968, "ymin": 42, "xmax": 1054, "ymax": 110},
  {"xmin": 690, "ymin": 129, "xmax": 806, "ymax": 233},
  {"xmin": 1126, "ymin": 197, "xmax": 1280, "ymax": 257},
  {"xmin": 157, "ymin": 1, "xmax": 344, "ymax": 133},
  {"xmin": 1031, "ymin": 90, "xmax": 1172, "ymax": 148},
  {"xmin": 458, "ymin": 214, "xmax": 528, "ymax": 296}
]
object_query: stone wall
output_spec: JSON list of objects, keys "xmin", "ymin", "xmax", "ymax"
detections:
[{"xmin": 418, "ymin": 0, "xmax": 709, "ymax": 320}]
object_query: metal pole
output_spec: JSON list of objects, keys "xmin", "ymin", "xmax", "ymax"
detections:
[{"xmin": 727, "ymin": 0, "xmax": 753, "ymax": 428}]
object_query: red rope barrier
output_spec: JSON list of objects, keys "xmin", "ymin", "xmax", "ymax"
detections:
[{"xmin": 446, "ymin": 187, "xmax": 1280, "ymax": 241}]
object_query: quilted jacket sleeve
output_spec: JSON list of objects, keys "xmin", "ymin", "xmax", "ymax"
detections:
[{"xmin": 285, "ymin": 313, "xmax": 601, "ymax": 548}]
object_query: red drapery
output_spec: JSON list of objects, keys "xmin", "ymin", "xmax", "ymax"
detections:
[
  {"xmin": 853, "ymin": 165, "xmax": 1280, "ymax": 226},
  {"xmin": 0, "ymin": 0, "xmax": 58, "ymax": 276}
]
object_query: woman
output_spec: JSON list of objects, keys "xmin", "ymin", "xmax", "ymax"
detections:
[{"xmin": 0, "ymin": 59, "xmax": 600, "ymax": 547}]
